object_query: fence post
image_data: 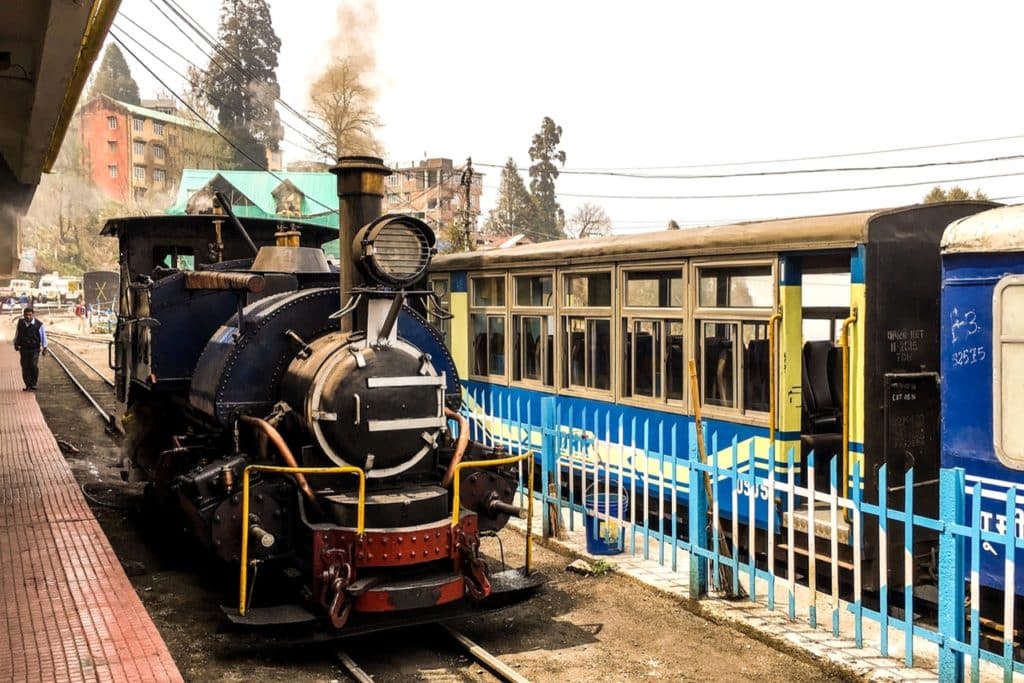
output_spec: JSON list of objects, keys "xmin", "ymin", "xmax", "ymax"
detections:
[
  {"xmin": 541, "ymin": 396, "xmax": 557, "ymax": 538},
  {"xmin": 938, "ymin": 467, "xmax": 966, "ymax": 681},
  {"xmin": 688, "ymin": 422, "xmax": 708, "ymax": 599}
]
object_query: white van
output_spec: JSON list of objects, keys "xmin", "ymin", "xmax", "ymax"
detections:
[
  {"xmin": 37, "ymin": 273, "xmax": 71, "ymax": 301},
  {"xmin": 0, "ymin": 279, "xmax": 33, "ymax": 298}
]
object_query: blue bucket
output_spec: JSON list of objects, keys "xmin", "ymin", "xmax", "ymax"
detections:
[{"xmin": 583, "ymin": 493, "xmax": 628, "ymax": 555}]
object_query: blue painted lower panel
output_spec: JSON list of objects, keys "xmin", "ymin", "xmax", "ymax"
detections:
[{"xmin": 461, "ymin": 380, "xmax": 853, "ymax": 535}]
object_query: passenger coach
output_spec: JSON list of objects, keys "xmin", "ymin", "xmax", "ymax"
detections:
[
  {"xmin": 431, "ymin": 201, "xmax": 997, "ymax": 589},
  {"xmin": 941, "ymin": 204, "xmax": 1024, "ymax": 595}
]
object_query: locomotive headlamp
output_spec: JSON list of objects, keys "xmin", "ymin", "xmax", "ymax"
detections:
[{"xmin": 353, "ymin": 215, "xmax": 436, "ymax": 287}]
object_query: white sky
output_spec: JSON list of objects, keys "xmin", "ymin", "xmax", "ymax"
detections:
[{"xmin": 112, "ymin": 0, "xmax": 1024, "ymax": 233}]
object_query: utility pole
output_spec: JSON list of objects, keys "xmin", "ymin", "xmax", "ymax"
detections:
[{"xmin": 460, "ymin": 157, "xmax": 475, "ymax": 251}]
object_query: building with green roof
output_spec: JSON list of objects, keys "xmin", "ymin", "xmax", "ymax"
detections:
[{"xmin": 167, "ymin": 168, "xmax": 340, "ymax": 258}]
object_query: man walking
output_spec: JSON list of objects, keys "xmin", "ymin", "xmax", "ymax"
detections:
[{"xmin": 13, "ymin": 307, "xmax": 47, "ymax": 391}]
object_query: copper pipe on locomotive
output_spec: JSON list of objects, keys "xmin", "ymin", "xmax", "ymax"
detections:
[
  {"xmin": 442, "ymin": 406, "xmax": 470, "ymax": 488},
  {"xmin": 238, "ymin": 415, "xmax": 320, "ymax": 510}
]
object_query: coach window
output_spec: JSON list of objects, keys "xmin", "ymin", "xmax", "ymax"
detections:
[
  {"xmin": 561, "ymin": 271, "xmax": 612, "ymax": 393},
  {"xmin": 621, "ymin": 266, "xmax": 685, "ymax": 405},
  {"xmin": 469, "ymin": 275, "xmax": 507, "ymax": 380},
  {"xmin": 995, "ymin": 276, "xmax": 1024, "ymax": 469},
  {"xmin": 428, "ymin": 275, "xmax": 451, "ymax": 346},
  {"xmin": 512, "ymin": 273, "xmax": 554, "ymax": 387},
  {"xmin": 695, "ymin": 263, "xmax": 774, "ymax": 415}
]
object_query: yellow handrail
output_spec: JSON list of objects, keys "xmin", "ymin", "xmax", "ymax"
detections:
[
  {"xmin": 451, "ymin": 452, "xmax": 532, "ymax": 526},
  {"xmin": 839, "ymin": 309, "xmax": 858, "ymax": 501},
  {"xmin": 239, "ymin": 464, "xmax": 366, "ymax": 615},
  {"xmin": 767, "ymin": 312, "xmax": 783, "ymax": 448}
]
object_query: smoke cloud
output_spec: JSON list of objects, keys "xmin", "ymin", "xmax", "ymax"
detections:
[{"xmin": 329, "ymin": 0, "xmax": 379, "ymax": 74}]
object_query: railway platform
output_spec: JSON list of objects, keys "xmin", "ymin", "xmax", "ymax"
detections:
[{"xmin": 0, "ymin": 328, "xmax": 182, "ymax": 682}]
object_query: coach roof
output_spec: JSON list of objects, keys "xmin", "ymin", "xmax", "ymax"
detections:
[
  {"xmin": 432, "ymin": 209, "xmax": 879, "ymax": 271},
  {"xmin": 941, "ymin": 204, "xmax": 1024, "ymax": 255}
]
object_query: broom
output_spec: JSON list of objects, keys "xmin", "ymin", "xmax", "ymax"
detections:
[{"xmin": 688, "ymin": 359, "xmax": 747, "ymax": 599}]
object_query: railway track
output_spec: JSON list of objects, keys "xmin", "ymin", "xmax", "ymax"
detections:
[
  {"xmin": 335, "ymin": 624, "xmax": 530, "ymax": 683},
  {"xmin": 46, "ymin": 336, "xmax": 119, "ymax": 429}
]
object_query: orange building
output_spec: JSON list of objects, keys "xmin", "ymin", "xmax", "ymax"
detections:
[
  {"xmin": 78, "ymin": 95, "xmax": 231, "ymax": 203},
  {"xmin": 384, "ymin": 158, "xmax": 483, "ymax": 231}
]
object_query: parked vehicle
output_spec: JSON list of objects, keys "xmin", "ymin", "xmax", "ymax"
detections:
[{"xmin": 0, "ymin": 278, "xmax": 34, "ymax": 299}]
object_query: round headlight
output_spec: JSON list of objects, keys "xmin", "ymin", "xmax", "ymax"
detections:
[{"xmin": 354, "ymin": 215, "xmax": 435, "ymax": 286}]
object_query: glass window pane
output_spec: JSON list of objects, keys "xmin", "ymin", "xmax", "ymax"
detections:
[
  {"xmin": 431, "ymin": 277, "xmax": 449, "ymax": 300},
  {"xmin": 1001, "ymin": 284, "xmax": 1024, "ymax": 337},
  {"xmin": 1000, "ymin": 343, "xmax": 1024, "ymax": 465},
  {"xmin": 625, "ymin": 270, "xmax": 683, "ymax": 308},
  {"xmin": 565, "ymin": 273, "xmax": 611, "ymax": 307},
  {"xmin": 565, "ymin": 317, "xmax": 587, "ymax": 387},
  {"xmin": 488, "ymin": 317, "xmax": 505, "ymax": 375},
  {"xmin": 472, "ymin": 314, "xmax": 488, "ymax": 375},
  {"xmin": 589, "ymin": 318, "xmax": 611, "ymax": 390},
  {"xmin": 472, "ymin": 276, "xmax": 504, "ymax": 307},
  {"xmin": 544, "ymin": 315, "xmax": 554, "ymax": 386},
  {"xmin": 515, "ymin": 275, "xmax": 552, "ymax": 307},
  {"xmin": 698, "ymin": 266, "xmax": 772, "ymax": 308},
  {"xmin": 521, "ymin": 316, "xmax": 542, "ymax": 381},
  {"xmin": 632, "ymin": 320, "xmax": 660, "ymax": 397},
  {"xmin": 667, "ymin": 322, "xmax": 684, "ymax": 400},
  {"xmin": 702, "ymin": 322, "xmax": 736, "ymax": 408},
  {"xmin": 742, "ymin": 322, "xmax": 770, "ymax": 412}
]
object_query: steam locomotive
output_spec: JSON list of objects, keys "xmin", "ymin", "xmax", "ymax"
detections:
[{"xmin": 104, "ymin": 157, "xmax": 542, "ymax": 631}]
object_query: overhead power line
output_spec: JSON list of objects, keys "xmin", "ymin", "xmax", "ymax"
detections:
[
  {"xmin": 547, "ymin": 170, "xmax": 1024, "ymax": 200},
  {"xmin": 152, "ymin": 0, "xmax": 332, "ymax": 140},
  {"xmin": 560, "ymin": 133, "xmax": 1024, "ymax": 171},
  {"xmin": 476, "ymin": 150, "xmax": 1024, "ymax": 180},
  {"xmin": 112, "ymin": 22, "xmax": 323, "ymax": 158},
  {"xmin": 110, "ymin": 32, "xmax": 340, "ymax": 217}
]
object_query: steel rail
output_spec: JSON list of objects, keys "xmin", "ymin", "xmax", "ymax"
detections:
[
  {"xmin": 440, "ymin": 624, "xmax": 531, "ymax": 683},
  {"xmin": 334, "ymin": 649, "xmax": 374, "ymax": 683},
  {"xmin": 47, "ymin": 347, "xmax": 113, "ymax": 426},
  {"xmin": 334, "ymin": 626, "xmax": 530, "ymax": 683},
  {"xmin": 48, "ymin": 331, "xmax": 113, "ymax": 346},
  {"xmin": 49, "ymin": 338, "xmax": 115, "ymax": 388}
]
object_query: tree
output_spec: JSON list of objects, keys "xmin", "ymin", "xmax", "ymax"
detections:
[
  {"xmin": 566, "ymin": 202, "xmax": 612, "ymax": 239},
  {"xmin": 527, "ymin": 117, "xmax": 567, "ymax": 240},
  {"xmin": 483, "ymin": 159, "xmax": 536, "ymax": 238},
  {"xmin": 196, "ymin": 0, "xmax": 283, "ymax": 169},
  {"xmin": 308, "ymin": 58, "xmax": 382, "ymax": 161},
  {"xmin": 21, "ymin": 125, "xmax": 119, "ymax": 275},
  {"xmin": 87, "ymin": 44, "xmax": 141, "ymax": 105},
  {"xmin": 923, "ymin": 185, "xmax": 989, "ymax": 203}
]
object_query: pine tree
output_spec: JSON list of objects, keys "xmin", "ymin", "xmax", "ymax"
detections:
[
  {"xmin": 88, "ymin": 44, "xmax": 141, "ymax": 105},
  {"xmin": 528, "ymin": 117, "xmax": 567, "ymax": 241},
  {"xmin": 197, "ymin": 0, "xmax": 284, "ymax": 169},
  {"xmin": 484, "ymin": 159, "xmax": 536, "ymax": 237}
]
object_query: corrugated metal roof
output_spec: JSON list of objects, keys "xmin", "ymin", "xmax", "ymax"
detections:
[
  {"xmin": 433, "ymin": 209, "xmax": 877, "ymax": 271},
  {"xmin": 168, "ymin": 169, "xmax": 339, "ymax": 224},
  {"xmin": 164, "ymin": 169, "xmax": 341, "ymax": 258},
  {"xmin": 941, "ymin": 204, "xmax": 1024, "ymax": 254}
]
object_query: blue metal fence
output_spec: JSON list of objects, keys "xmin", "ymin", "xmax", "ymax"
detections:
[{"xmin": 460, "ymin": 390, "xmax": 1024, "ymax": 682}]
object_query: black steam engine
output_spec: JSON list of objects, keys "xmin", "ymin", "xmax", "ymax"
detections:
[{"xmin": 105, "ymin": 157, "xmax": 541, "ymax": 630}]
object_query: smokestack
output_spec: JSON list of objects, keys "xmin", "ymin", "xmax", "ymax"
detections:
[{"xmin": 330, "ymin": 155, "xmax": 391, "ymax": 332}]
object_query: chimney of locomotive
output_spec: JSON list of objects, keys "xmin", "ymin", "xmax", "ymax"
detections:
[{"xmin": 330, "ymin": 156, "xmax": 392, "ymax": 333}]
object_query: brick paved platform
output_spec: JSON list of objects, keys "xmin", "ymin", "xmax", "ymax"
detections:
[{"xmin": 0, "ymin": 328, "xmax": 181, "ymax": 682}]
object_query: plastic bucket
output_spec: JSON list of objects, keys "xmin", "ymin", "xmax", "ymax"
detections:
[{"xmin": 583, "ymin": 493, "xmax": 628, "ymax": 555}]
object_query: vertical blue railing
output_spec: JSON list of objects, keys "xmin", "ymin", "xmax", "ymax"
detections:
[{"xmin": 464, "ymin": 394, "xmax": 1024, "ymax": 681}]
